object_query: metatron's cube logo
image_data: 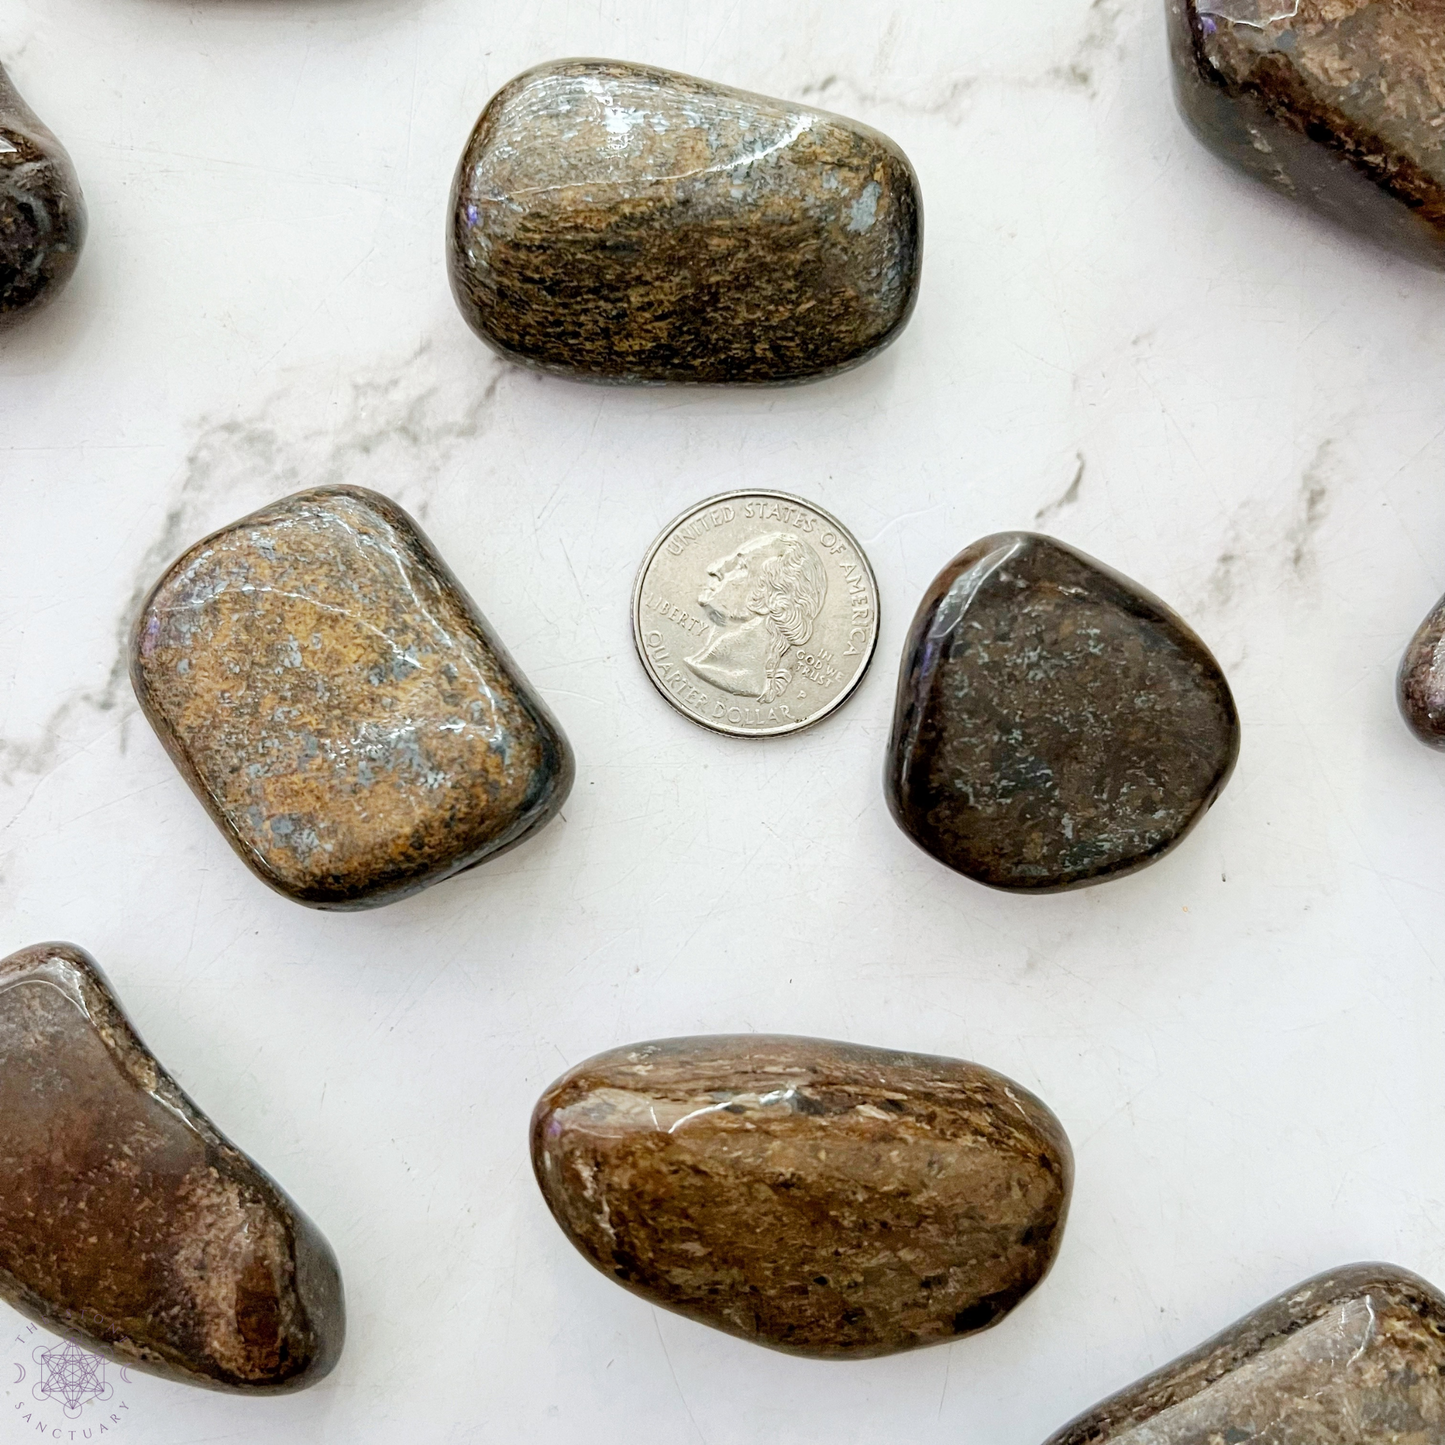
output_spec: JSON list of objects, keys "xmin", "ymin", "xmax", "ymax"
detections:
[
  {"xmin": 3, "ymin": 1317, "xmax": 140, "ymax": 1435},
  {"xmin": 32, "ymin": 1340, "xmax": 113, "ymax": 1419}
]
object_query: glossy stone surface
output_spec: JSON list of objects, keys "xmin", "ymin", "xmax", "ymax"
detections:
[
  {"xmin": 131, "ymin": 485, "xmax": 573, "ymax": 910},
  {"xmin": 1169, "ymin": 0, "xmax": 1445, "ymax": 270},
  {"xmin": 887, "ymin": 532, "xmax": 1239, "ymax": 893},
  {"xmin": 0, "ymin": 943, "xmax": 343, "ymax": 1393},
  {"xmin": 1043, "ymin": 1263, "xmax": 1445, "ymax": 1444},
  {"xmin": 531, "ymin": 1034, "xmax": 1072, "ymax": 1360},
  {"xmin": 0, "ymin": 63, "xmax": 86, "ymax": 328},
  {"xmin": 1398, "ymin": 593, "xmax": 1445, "ymax": 747},
  {"xmin": 449, "ymin": 59, "xmax": 922, "ymax": 384}
]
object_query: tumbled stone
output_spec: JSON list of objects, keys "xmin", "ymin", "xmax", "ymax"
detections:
[
  {"xmin": 448, "ymin": 59, "xmax": 922, "ymax": 384},
  {"xmin": 887, "ymin": 532, "xmax": 1239, "ymax": 893},
  {"xmin": 0, "ymin": 63, "xmax": 86, "ymax": 328},
  {"xmin": 131, "ymin": 485, "xmax": 573, "ymax": 910},
  {"xmin": 1398, "ymin": 592, "xmax": 1445, "ymax": 748},
  {"xmin": 1043, "ymin": 1263, "xmax": 1445, "ymax": 1444},
  {"xmin": 0, "ymin": 942, "xmax": 343, "ymax": 1392},
  {"xmin": 531, "ymin": 1034, "xmax": 1072, "ymax": 1360},
  {"xmin": 1169, "ymin": 0, "xmax": 1445, "ymax": 270}
]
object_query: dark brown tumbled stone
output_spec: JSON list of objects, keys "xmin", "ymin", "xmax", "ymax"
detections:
[
  {"xmin": 448, "ymin": 59, "xmax": 922, "ymax": 384},
  {"xmin": 531, "ymin": 1034, "xmax": 1072, "ymax": 1360},
  {"xmin": 1170, "ymin": 0, "xmax": 1445, "ymax": 270},
  {"xmin": 1043, "ymin": 1263, "xmax": 1445, "ymax": 1444},
  {"xmin": 1398, "ymin": 592, "xmax": 1445, "ymax": 747},
  {"xmin": 887, "ymin": 532, "xmax": 1239, "ymax": 893},
  {"xmin": 131, "ymin": 485, "xmax": 573, "ymax": 910},
  {"xmin": 0, "ymin": 943, "xmax": 343, "ymax": 1393},
  {"xmin": 0, "ymin": 62, "xmax": 86, "ymax": 328}
]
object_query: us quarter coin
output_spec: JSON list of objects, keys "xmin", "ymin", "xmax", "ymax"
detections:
[{"xmin": 632, "ymin": 490, "xmax": 880, "ymax": 738}]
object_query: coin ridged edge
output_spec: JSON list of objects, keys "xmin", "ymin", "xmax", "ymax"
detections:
[{"xmin": 630, "ymin": 489, "xmax": 881, "ymax": 739}]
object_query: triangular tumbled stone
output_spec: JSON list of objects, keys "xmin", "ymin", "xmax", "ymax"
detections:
[
  {"xmin": 887, "ymin": 532, "xmax": 1239, "ymax": 892},
  {"xmin": 0, "ymin": 943, "xmax": 343, "ymax": 1392}
]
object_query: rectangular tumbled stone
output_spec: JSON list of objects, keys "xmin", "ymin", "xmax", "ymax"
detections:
[
  {"xmin": 448, "ymin": 59, "xmax": 923, "ymax": 384},
  {"xmin": 131, "ymin": 485, "xmax": 573, "ymax": 910}
]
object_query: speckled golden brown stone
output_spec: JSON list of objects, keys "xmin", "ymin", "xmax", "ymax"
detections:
[
  {"xmin": 448, "ymin": 59, "xmax": 922, "ymax": 384},
  {"xmin": 0, "ymin": 62, "xmax": 86, "ymax": 328},
  {"xmin": 1043, "ymin": 1263, "xmax": 1445, "ymax": 1444},
  {"xmin": 131, "ymin": 485, "xmax": 573, "ymax": 910},
  {"xmin": 1170, "ymin": 0, "xmax": 1445, "ymax": 269},
  {"xmin": 531, "ymin": 1034, "xmax": 1072, "ymax": 1360},
  {"xmin": 1398, "ymin": 591, "xmax": 1445, "ymax": 747},
  {"xmin": 0, "ymin": 943, "xmax": 343, "ymax": 1393},
  {"xmin": 887, "ymin": 532, "xmax": 1239, "ymax": 892}
]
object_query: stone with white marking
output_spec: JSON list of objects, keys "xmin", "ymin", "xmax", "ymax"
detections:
[{"xmin": 449, "ymin": 59, "xmax": 922, "ymax": 383}]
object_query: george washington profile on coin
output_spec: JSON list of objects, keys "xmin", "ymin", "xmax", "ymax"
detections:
[
  {"xmin": 632, "ymin": 490, "xmax": 879, "ymax": 738},
  {"xmin": 684, "ymin": 533, "xmax": 828, "ymax": 704}
]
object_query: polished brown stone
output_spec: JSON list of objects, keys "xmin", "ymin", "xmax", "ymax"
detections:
[
  {"xmin": 0, "ymin": 943, "xmax": 342, "ymax": 1393},
  {"xmin": 1170, "ymin": 0, "xmax": 1445, "ymax": 270},
  {"xmin": 449, "ymin": 59, "xmax": 922, "ymax": 384},
  {"xmin": 1043, "ymin": 1263, "xmax": 1445, "ymax": 1444},
  {"xmin": 131, "ymin": 485, "xmax": 573, "ymax": 910},
  {"xmin": 1398, "ymin": 592, "xmax": 1445, "ymax": 747},
  {"xmin": 531, "ymin": 1034, "xmax": 1072, "ymax": 1360},
  {"xmin": 0, "ymin": 63, "xmax": 86, "ymax": 328},
  {"xmin": 887, "ymin": 532, "xmax": 1239, "ymax": 893}
]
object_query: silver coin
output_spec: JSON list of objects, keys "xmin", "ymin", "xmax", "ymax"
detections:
[{"xmin": 631, "ymin": 490, "xmax": 880, "ymax": 738}]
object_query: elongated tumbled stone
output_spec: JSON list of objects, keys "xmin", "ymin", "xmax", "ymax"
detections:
[
  {"xmin": 131, "ymin": 485, "xmax": 573, "ymax": 910},
  {"xmin": 1398, "ymin": 592, "xmax": 1445, "ymax": 747},
  {"xmin": 887, "ymin": 532, "xmax": 1239, "ymax": 892},
  {"xmin": 0, "ymin": 62, "xmax": 86, "ymax": 328},
  {"xmin": 448, "ymin": 59, "xmax": 922, "ymax": 384},
  {"xmin": 1044, "ymin": 1263, "xmax": 1445, "ymax": 1444},
  {"xmin": 0, "ymin": 943, "xmax": 343, "ymax": 1392},
  {"xmin": 1170, "ymin": 0, "xmax": 1445, "ymax": 270},
  {"xmin": 531, "ymin": 1034, "xmax": 1072, "ymax": 1360}
]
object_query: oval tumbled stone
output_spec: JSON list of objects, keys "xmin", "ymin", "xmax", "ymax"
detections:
[
  {"xmin": 1398, "ymin": 591, "xmax": 1445, "ymax": 749},
  {"xmin": 531, "ymin": 1034, "xmax": 1072, "ymax": 1360},
  {"xmin": 888, "ymin": 532, "xmax": 1240, "ymax": 892},
  {"xmin": 0, "ymin": 943, "xmax": 343, "ymax": 1392},
  {"xmin": 0, "ymin": 62, "xmax": 86, "ymax": 328},
  {"xmin": 448, "ymin": 59, "xmax": 923, "ymax": 384}
]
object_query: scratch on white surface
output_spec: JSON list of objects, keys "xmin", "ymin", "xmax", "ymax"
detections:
[
  {"xmin": 937, "ymin": 1343, "xmax": 954, "ymax": 1419},
  {"xmin": 859, "ymin": 502, "xmax": 947, "ymax": 547},
  {"xmin": 652, "ymin": 1309, "xmax": 709, "ymax": 1445},
  {"xmin": 1035, "ymin": 453, "xmax": 1086, "ymax": 523}
]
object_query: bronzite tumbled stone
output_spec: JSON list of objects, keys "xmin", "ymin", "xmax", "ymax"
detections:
[
  {"xmin": 531, "ymin": 1034, "xmax": 1072, "ymax": 1360},
  {"xmin": 0, "ymin": 943, "xmax": 343, "ymax": 1392},
  {"xmin": 131, "ymin": 485, "xmax": 573, "ymax": 910},
  {"xmin": 887, "ymin": 532, "xmax": 1239, "ymax": 892},
  {"xmin": 1043, "ymin": 1263, "xmax": 1445, "ymax": 1444},
  {"xmin": 1398, "ymin": 591, "xmax": 1445, "ymax": 748},
  {"xmin": 448, "ymin": 59, "xmax": 922, "ymax": 384},
  {"xmin": 0, "ymin": 62, "xmax": 86, "ymax": 328},
  {"xmin": 1169, "ymin": 0, "xmax": 1445, "ymax": 269}
]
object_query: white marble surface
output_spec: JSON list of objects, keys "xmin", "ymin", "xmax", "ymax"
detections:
[{"xmin": 2, "ymin": 0, "xmax": 1445, "ymax": 1441}]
